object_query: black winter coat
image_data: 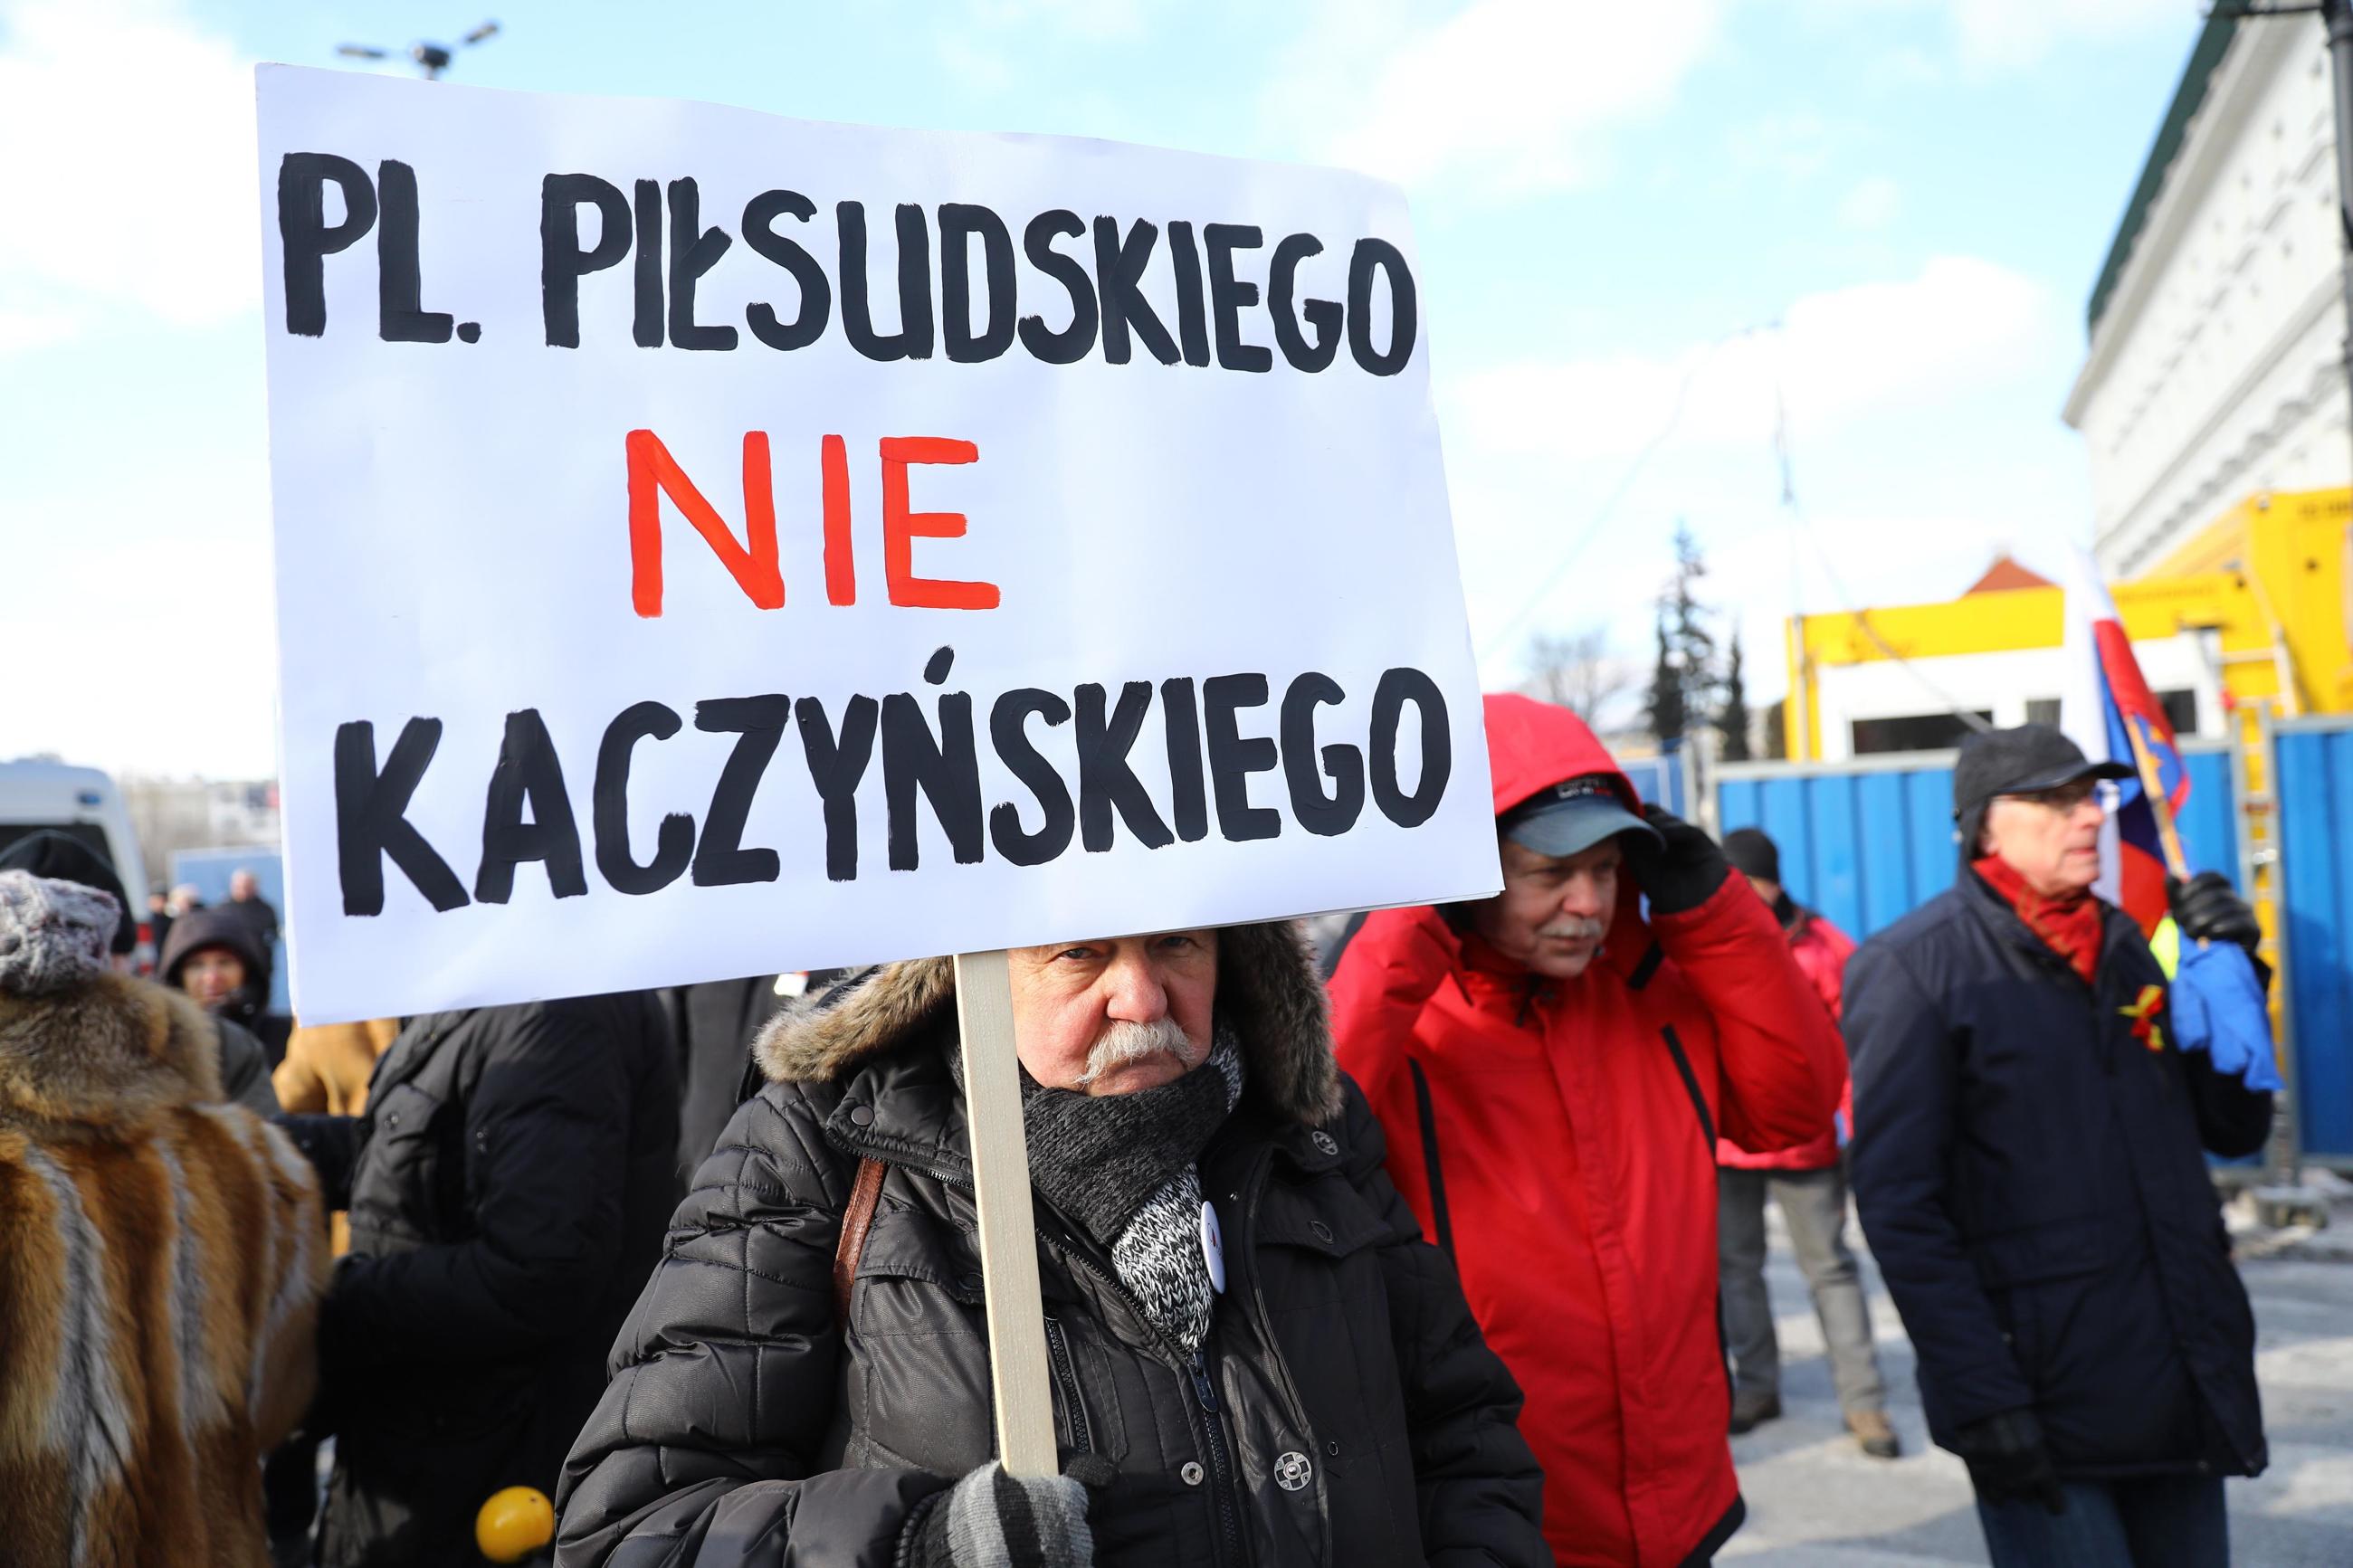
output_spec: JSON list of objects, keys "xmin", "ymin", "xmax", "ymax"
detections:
[
  {"xmin": 556, "ymin": 924, "xmax": 1548, "ymax": 1568},
  {"xmin": 216, "ymin": 1015, "xmax": 281, "ymax": 1116},
  {"xmin": 661, "ymin": 974, "xmax": 803, "ymax": 1186},
  {"xmin": 283, "ymin": 993, "xmax": 681, "ymax": 1567},
  {"xmin": 1844, "ymin": 871, "xmax": 2272, "ymax": 1479}
]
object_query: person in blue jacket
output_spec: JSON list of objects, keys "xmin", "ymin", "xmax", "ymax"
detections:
[{"xmin": 1843, "ymin": 725, "xmax": 2274, "ymax": 1568}]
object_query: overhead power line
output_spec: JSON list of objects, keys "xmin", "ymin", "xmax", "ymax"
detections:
[
  {"xmin": 1770, "ymin": 355, "xmax": 1995, "ymax": 735},
  {"xmin": 1478, "ymin": 312, "xmax": 1996, "ymax": 736},
  {"xmin": 1477, "ymin": 324, "xmax": 1770, "ymax": 664}
]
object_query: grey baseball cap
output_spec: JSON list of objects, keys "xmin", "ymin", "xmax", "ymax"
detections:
[{"xmin": 1500, "ymin": 774, "xmax": 1662, "ymax": 859}]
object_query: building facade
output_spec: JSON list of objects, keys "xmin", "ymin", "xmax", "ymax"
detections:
[
  {"xmin": 2065, "ymin": 13, "xmax": 2351, "ymax": 577},
  {"xmin": 119, "ymin": 774, "xmax": 281, "ymax": 888}
]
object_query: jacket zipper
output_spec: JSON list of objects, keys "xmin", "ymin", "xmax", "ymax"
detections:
[
  {"xmin": 1027, "ymin": 1208, "xmax": 1249, "ymax": 1567},
  {"xmin": 1230, "ymin": 1143, "xmax": 1321, "ymax": 1563},
  {"xmin": 838, "ymin": 1134, "xmax": 1253, "ymax": 1562},
  {"xmin": 1189, "ymin": 1347, "xmax": 1246, "ymax": 1566},
  {"xmin": 1042, "ymin": 1316, "xmax": 1092, "ymax": 1453}
]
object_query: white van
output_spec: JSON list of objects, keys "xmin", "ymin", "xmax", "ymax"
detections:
[{"xmin": 0, "ymin": 759, "xmax": 151, "ymax": 944}]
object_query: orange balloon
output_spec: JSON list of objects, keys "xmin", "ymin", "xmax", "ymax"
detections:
[{"xmin": 475, "ymin": 1485, "xmax": 555, "ymax": 1563}]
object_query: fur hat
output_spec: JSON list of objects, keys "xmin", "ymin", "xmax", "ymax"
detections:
[{"xmin": 0, "ymin": 870, "xmax": 119, "ymax": 995}]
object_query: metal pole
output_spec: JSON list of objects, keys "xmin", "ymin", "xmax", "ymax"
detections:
[
  {"xmin": 2252, "ymin": 699, "xmax": 2326, "ymax": 1225},
  {"xmin": 2326, "ymin": 0, "xmax": 2353, "ymax": 476},
  {"xmin": 2253, "ymin": 0, "xmax": 2348, "ymax": 1225}
]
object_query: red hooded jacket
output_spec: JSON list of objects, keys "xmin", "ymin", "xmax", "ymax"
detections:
[
  {"xmin": 1717, "ymin": 903, "xmax": 1855, "ymax": 1173},
  {"xmin": 1329, "ymin": 697, "xmax": 1846, "ymax": 1566}
]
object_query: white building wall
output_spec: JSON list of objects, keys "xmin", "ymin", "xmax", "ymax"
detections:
[
  {"xmin": 205, "ymin": 778, "xmax": 281, "ymax": 845},
  {"xmin": 2067, "ymin": 20, "xmax": 2351, "ymax": 578},
  {"xmin": 1811, "ymin": 634, "xmax": 2219, "ymax": 762}
]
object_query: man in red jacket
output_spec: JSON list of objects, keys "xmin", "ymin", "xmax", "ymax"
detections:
[
  {"xmin": 1329, "ymin": 696, "xmax": 1846, "ymax": 1567},
  {"xmin": 1714, "ymin": 828, "xmax": 1896, "ymax": 1460}
]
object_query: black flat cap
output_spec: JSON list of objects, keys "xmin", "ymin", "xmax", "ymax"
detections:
[{"xmin": 1951, "ymin": 724, "xmax": 2131, "ymax": 822}]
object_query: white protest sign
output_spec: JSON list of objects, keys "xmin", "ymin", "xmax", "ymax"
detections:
[{"xmin": 256, "ymin": 66, "xmax": 1499, "ymax": 1024}]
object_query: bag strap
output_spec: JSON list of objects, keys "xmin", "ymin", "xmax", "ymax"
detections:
[
  {"xmin": 1407, "ymin": 1059, "xmax": 1456, "ymax": 1259},
  {"xmin": 834, "ymin": 1156, "xmax": 888, "ymax": 1326},
  {"xmin": 1658, "ymin": 1023, "xmax": 1718, "ymax": 1148}
]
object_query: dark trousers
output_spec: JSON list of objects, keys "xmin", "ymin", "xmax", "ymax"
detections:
[
  {"xmin": 1717, "ymin": 1164, "xmax": 1886, "ymax": 1414},
  {"xmin": 1977, "ymin": 1475, "xmax": 2228, "ymax": 1568}
]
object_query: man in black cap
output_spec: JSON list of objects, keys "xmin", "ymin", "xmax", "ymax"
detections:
[{"xmin": 1845, "ymin": 724, "xmax": 2273, "ymax": 1567}]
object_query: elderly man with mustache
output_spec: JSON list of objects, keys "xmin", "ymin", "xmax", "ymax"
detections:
[
  {"xmin": 1329, "ymin": 695, "xmax": 1848, "ymax": 1567},
  {"xmin": 557, "ymin": 917, "xmax": 1550, "ymax": 1568}
]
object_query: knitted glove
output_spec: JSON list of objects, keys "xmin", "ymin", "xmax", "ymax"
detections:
[
  {"xmin": 2170, "ymin": 941, "xmax": 2285, "ymax": 1092},
  {"xmin": 1951, "ymin": 1409, "xmax": 2065, "ymax": 1516},
  {"xmin": 1619, "ymin": 807, "xmax": 1732, "ymax": 917},
  {"xmin": 2168, "ymin": 871, "xmax": 2262, "ymax": 956},
  {"xmin": 899, "ymin": 1460, "xmax": 1104, "ymax": 1568}
]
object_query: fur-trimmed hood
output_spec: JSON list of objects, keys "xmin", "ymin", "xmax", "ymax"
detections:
[
  {"xmin": 0, "ymin": 972, "xmax": 226, "ymax": 1134},
  {"xmin": 754, "ymin": 921, "xmax": 1343, "ymax": 1125}
]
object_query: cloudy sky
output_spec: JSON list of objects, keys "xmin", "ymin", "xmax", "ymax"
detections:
[{"xmin": 2, "ymin": 0, "xmax": 2218, "ymax": 778}]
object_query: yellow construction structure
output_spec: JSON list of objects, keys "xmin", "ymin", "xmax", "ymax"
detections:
[
  {"xmin": 1782, "ymin": 487, "xmax": 2351, "ymax": 985},
  {"xmin": 1783, "ymin": 487, "xmax": 2353, "ymax": 762}
]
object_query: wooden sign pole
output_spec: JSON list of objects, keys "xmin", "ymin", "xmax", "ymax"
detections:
[{"xmin": 951, "ymin": 948, "xmax": 1060, "ymax": 1478}]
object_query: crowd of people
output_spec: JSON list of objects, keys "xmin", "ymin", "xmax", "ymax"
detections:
[{"xmin": 0, "ymin": 698, "xmax": 2283, "ymax": 1568}]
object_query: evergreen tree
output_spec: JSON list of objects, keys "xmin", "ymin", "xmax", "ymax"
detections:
[
  {"xmin": 1646, "ymin": 612, "xmax": 1687, "ymax": 749},
  {"xmin": 1718, "ymin": 631, "xmax": 1752, "ymax": 761},
  {"xmin": 1646, "ymin": 523, "xmax": 1715, "ymax": 750}
]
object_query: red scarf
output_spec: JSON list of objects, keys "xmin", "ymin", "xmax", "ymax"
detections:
[{"xmin": 1974, "ymin": 855, "xmax": 2101, "ymax": 986}]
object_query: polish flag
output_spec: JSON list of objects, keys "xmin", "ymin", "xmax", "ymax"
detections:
[{"xmin": 2059, "ymin": 547, "xmax": 2186, "ymax": 934}]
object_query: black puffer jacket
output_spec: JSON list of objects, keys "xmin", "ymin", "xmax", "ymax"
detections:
[
  {"xmin": 1845, "ymin": 870, "xmax": 2272, "ymax": 1478},
  {"xmin": 281, "ymin": 993, "xmax": 680, "ymax": 1567},
  {"xmin": 662, "ymin": 974, "xmax": 793, "ymax": 1184},
  {"xmin": 556, "ymin": 923, "xmax": 1547, "ymax": 1568}
]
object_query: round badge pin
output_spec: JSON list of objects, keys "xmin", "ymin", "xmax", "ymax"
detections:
[{"xmin": 1201, "ymin": 1200, "xmax": 1226, "ymax": 1294}]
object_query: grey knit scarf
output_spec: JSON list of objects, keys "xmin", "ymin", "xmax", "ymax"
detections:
[{"xmin": 1012, "ymin": 1026, "xmax": 1243, "ymax": 1353}]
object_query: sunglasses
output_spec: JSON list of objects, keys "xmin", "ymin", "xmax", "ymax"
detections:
[{"xmin": 1998, "ymin": 780, "xmax": 2103, "ymax": 813}]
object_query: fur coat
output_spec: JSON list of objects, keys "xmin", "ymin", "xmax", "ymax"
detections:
[{"xmin": 0, "ymin": 971, "xmax": 327, "ymax": 1567}]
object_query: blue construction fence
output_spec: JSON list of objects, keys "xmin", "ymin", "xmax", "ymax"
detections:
[
  {"xmin": 2276, "ymin": 718, "xmax": 2353, "ymax": 1163},
  {"xmin": 1711, "ymin": 730, "xmax": 2353, "ymax": 1165},
  {"xmin": 1713, "ymin": 742, "xmax": 2238, "ymax": 942},
  {"xmin": 1618, "ymin": 751, "xmax": 1691, "ymax": 820}
]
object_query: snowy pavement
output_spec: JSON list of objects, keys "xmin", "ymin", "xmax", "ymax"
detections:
[{"xmin": 1718, "ymin": 1191, "xmax": 2353, "ymax": 1565}]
